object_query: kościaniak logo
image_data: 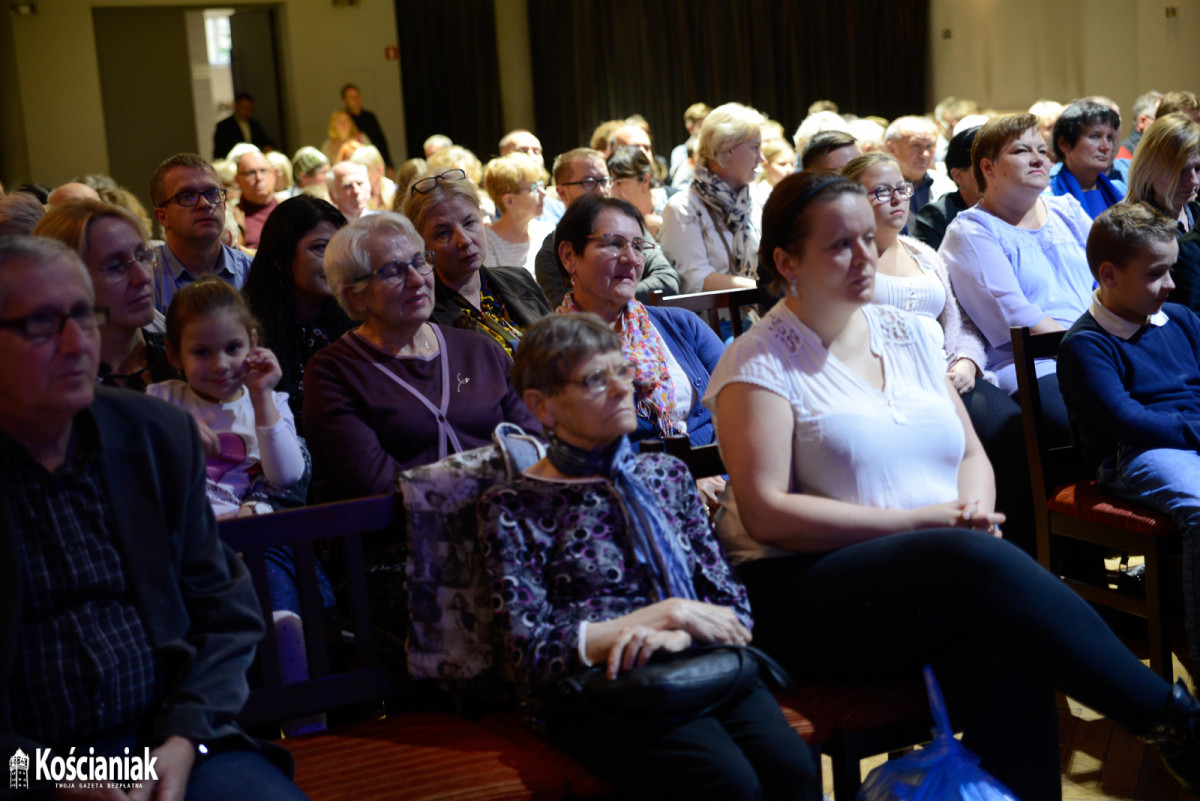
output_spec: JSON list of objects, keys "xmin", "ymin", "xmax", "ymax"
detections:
[{"xmin": 8, "ymin": 746, "xmax": 157, "ymax": 792}]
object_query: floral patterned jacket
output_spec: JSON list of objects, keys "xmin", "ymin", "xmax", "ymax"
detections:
[{"xmin": 478, "ymin": 452, "xmax": 751, "ymax": 717}]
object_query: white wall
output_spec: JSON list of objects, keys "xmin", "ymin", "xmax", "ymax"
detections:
[
  {"xmin": 1, "ymin": 0, "xmax": 406, "ymax": 187},
  {"xmin": 928, "ymin": 0, "xmax": 1200, "ymax": 131}
]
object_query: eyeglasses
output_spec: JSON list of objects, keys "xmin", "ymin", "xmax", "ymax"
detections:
[
  {"xmin": 353, "ymin": 251, "xmax": 436, "ymax": 286},
  {"xmin": 518, "ymin": 181, "xmax": 546, "ymax": 194},
  {"xmin": 565, "ymin": 361, "xmax": 636, "ymax": 395},
  {"xmin": 586, "ymin": 233, "xmax": 657, "ymax": 259},
  {"xmin": 410, "ymin": 169, "xmax": 468, "ymax": 196},
  {"xmin": 871, "ymin": 182, "xmax": 915, "ymax": 202},
  {"xmin": 0, "ymin": 306, "xmax": 109, "ymax": 343},
  {"xmin": 158, "ymin": 187, "xmax": 227, "ymax": 208},
  {"xmin": 93, "ymin": 249, "xmax": 157, "ymax": 282},
  {"xmin": 559, "ymin": 176, "xmax": 609, "ymax": 192}
]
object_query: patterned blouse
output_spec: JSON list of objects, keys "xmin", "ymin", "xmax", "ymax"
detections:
[
  {"xmin": 447, "ymin": 273, "xmax": 523, "ymax": 357},
  {"xmin": 478, "ymin": 452, "xmax": 751, "ymax": 720}
]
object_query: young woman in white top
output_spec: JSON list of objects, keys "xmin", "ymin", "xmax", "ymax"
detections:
[
  {"xmin": 842, "ymin": 152, "xmax": 1035, "ymax": 555},
  {"xmin": 704, "ymin": 170, "xmax": 1200, "ymax": 800}
]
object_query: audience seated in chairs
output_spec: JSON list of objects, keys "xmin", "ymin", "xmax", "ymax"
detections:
[
  {"xmin": 660, "ymin": 102, "xmax": 767, "ymax": 293},
  {"xmin": 706, "ymin": 170, "xmax": 1200, "ymax": 800},
  {"xmin": 478, "ymin": 313, "xmax": 822, "ymax": 801},
  {"xmin": 1123, "ymin": 113, "xmax": 1200, "ymax": 310},
  {"xmin": 480, "ymin": 152, "xmax": 553, "ymax": 277},
  {"xmin": 243, "ymin": 195, "xmax": 352, "ymax": 432},
  {"xmin": 34, "ymin": 199, "xmax": 174, "ymax": 390},
  {"xmin": 302, "ymin": 212, "xmax": 540, "ymax": 501},
  {"xmin": 554, "ymin": 196, "xmax": 723, "ymax": 454},
  {"xmin": 1057, "ymin": 202, "xmax": 1200, "ymax": 679},
  {"xmin": 537, "ymin": 147, "xmax": 679, "ymax": 308},
  {"xmin": 841, "ymin": 152, "xmax": 1032, "ymax": 554},
  {"xmin": 402, "ymin": 167, "xmax": 552, "ymax": 357},
  {"xmin": 939, "ymin": 113, "xmax": 1095, "ymax": 441}
]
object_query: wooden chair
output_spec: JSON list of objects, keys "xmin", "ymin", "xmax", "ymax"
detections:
[
  {"xmin": 646, "ymin": 435, "xmax": 935, "ymax": 797},
  {"xmin": 219, "ymin": 494, "xmax": 606, "ymax": 800},
  {"xmin": 648, "ymin": 286, "xmax": 762, "ymax": 337},
  {"xmin": 1011, "ymin": 326, "xmax": 1180, "ymax": 681}
]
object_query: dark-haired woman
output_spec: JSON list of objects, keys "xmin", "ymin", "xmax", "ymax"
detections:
[
  {"xmin": 479, "ymin": 313, "xmax": 819, "ymax": 801},
  {"xmin": 1049, "ymin": 100, "xmax": 1126, "ymax": 218},
  {"xmin": 243, "ymin": 195, "xmax": 353, "ymax": 429},
  {"xmin": 706, "ymin": 169, "xmax": 1200, "ymax": 800}
]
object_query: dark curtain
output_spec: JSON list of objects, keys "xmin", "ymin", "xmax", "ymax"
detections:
[
  {"xmin": 396, "ymin": 0, "xmax": 505, "ymax": 162},
  {"xmin": 526, "ymin": 0, "xmax": 929, "ymax": 163}
]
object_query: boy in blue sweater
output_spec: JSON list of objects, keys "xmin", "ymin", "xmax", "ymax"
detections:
[{"xmin": 1058, "ymin": 201, "xmax": 1200, "ymax": 666}]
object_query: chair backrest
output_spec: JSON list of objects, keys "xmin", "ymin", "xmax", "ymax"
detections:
[
  {"xmin": 648, "ymin": 287, "xmax": 761, "ymax": 337},
  {"xmin": 644, "ymin": 435, "xmax": 726, "ymax": 479},
  {"xmin": 220, "ymin": 493, "xmax": 409, "ymax": 726},
  {"xmin": 1010, "ymin": 327, "xmax": 1091, "ymax": 505}
]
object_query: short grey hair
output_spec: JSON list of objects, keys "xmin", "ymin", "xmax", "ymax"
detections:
[
  {"xmin": 884, "ymin": 116, "xmax": 938, "ymax": 143},
  {"xmin": 323, "ymin": 211, "xmax": 422, "ymax": 321},
  {"xmin": 327, "ymin": 161, "xmax": 368, "ymax": 194},
  {"xmin": 0, "ymin": 235, "xmax": 92, "ymax": 313}
]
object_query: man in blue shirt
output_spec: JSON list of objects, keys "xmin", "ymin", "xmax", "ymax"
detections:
[{"xmin": 149, "ymin": 153, "xmax": 253, "ymax": 314}]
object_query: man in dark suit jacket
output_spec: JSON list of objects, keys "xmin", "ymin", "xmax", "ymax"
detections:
[
  {"xmin": 341, "ymin": 84, "xmax": 392, "ymax": 174},
  {"xmin": 0, "ymin": 235, "xmax": 306, "ymax": 800},
  {"xmin": 213, "ymin": 93, "xmax": 276, "ymax": 161}
]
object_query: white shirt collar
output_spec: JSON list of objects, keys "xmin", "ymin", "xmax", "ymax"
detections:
[{"xmin": 1089, "ymin": 289, "xmax": 1168, "ymax": 340}]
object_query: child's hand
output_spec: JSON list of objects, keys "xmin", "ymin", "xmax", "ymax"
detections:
[{"xmin": 243, "ymin": 347, "xmax": 282, "ymax": 395}]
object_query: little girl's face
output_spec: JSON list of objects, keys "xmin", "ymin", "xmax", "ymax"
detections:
[{"xmin": 175, "ymin": 309, "xmax": 252, "ymax": 403}]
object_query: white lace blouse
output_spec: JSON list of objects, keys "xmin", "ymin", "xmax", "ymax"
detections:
[{"xmin": 703, "ymin": 302, "xmax": 965, "ymax": 564}]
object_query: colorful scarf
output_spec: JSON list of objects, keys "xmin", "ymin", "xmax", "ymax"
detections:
[
  {"xmin": 557, "ymin": 295, "xmax": 686, "ymax": 438},
  {"xmin": 546, "ymin": 433, "xmax": 697, "ymax": 602},
  {"xmin": 689, "ymin": 165, "xmax": 761, "ymax": 279}
]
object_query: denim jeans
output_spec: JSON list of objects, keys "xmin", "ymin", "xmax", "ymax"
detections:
[{"xmin": 1101, "ymin": 446, "xmax": 1200, "ymax": 661}]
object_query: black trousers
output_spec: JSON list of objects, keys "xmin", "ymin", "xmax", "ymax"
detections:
[
  {"xmin": 544, "ymin": 679, "xmax": 821, "ymax": 801},
  {"xmin": 738, "ymin": 529, "xmax": 1172, "ymax": 801}
]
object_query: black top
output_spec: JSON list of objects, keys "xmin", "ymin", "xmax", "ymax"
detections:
[{"xmin": 350, "ymin": 108, "xmax": 393, "ymax": 170}]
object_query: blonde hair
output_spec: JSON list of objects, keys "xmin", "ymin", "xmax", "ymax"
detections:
[
  {"xmin": 698, "ymin": 102, "xmax": 767, "ymax": 169},
  {"xmin": 401, "ymin": 169, "xmax": 483, "ymax": 240},
  {"xmin": 33, "ymin": 198, "xmax": 148, "ymax": 259},
  {"xmin": 840, "ymin": 151, "xmax": 899, "ymax": 183},
  {"xmin": 482, "ymin": 153, "xmax": 541, "ymax": 209},
  {"xmin": 427, "ymin": 145, "xmax": 483, "ymax": 185},
  {"xmin": 1127, "ymin": 113, "xmax": 1200, "ymax": 212},
  {"xmin": 327, "ymin": 110, "xmax": 360, "ymax": 141}
]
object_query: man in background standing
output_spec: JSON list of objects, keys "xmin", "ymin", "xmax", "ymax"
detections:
[{"xmin": 342, "ymin": 84, "xmax": 393, "ymax": 178}]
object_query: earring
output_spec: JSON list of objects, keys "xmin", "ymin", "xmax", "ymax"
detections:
[{"xmin": 788, "ymin": 277, "xmax": 799, "ymax": 297}]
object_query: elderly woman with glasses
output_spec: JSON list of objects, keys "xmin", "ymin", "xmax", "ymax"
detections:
[
  {"xmin": 660, "ymin": 102, "xmax": 767, "ymax": 293},
  {"xmin": 557, "ymin": 195, "xmax": 725, "ymax": 452},
  {"xmin": 479, "ymin": 313, "xmax": 820, "ymax": 801},
  {"xmin": 33, "ymin": 198, "xmax": 175, "ymax": 390},
  {"xmin": 300, "ymin": 212, "xmax": 540, "ymax": 500},
  {"xmin": 402, "ymin": 168, "xmax": 551, "ymax": 357}
]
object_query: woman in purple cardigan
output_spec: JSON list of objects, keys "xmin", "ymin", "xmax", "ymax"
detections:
[{"xmin": 301, "ymin": 212, "xmax": 540, "ymax": 500}]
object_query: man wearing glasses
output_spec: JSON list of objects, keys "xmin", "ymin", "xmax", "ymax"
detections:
[
  {"xmin": 535, "ymin": 148, "xmax": 679, "ymax": 307},
  {"xmin": 0, "ymin": 235, "xmax": 308, "ymax": 800},
  {"xmin": 228, "ymin": 145, "xmax": 279, "ymax": 250},
  {"xmin": 149, "ymin": 152, "xmax": 253, "ymax": 313}
]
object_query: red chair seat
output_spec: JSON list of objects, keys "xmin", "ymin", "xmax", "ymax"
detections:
[
  {"xmin": 777, "ymin": 682, "xmax": 929, "ymax": 734},
  {"xmin": 1048, "ymin": 480, "xmax": 1174, "ymax": 536},
  {"xmin": 477, "ymin": 710, "xmax": 613, "ymax": 798},
  {"xmin": 279, "ymin": 711, "xmax": 569, "ymax": 801}
]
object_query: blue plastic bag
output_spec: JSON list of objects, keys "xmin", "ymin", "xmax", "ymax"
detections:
[{"xmin": 856, "ymin": 666, "xmax": 1019, "ymax": 801}]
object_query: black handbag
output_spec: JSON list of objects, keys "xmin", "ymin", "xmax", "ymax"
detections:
[{"xmin": 557, "ymin": 644, "xmax": 792, "ymax": 729}]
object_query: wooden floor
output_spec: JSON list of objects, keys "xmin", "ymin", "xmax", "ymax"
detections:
[{"xmin": 821, "ymin": 655, "xmax": 1192, "ymax": 800}]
